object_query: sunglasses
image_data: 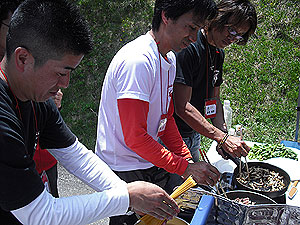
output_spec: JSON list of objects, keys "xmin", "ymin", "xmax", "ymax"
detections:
[{"xmin": 227, "ymin": 26, "xmax": 244, "ymax": 41}]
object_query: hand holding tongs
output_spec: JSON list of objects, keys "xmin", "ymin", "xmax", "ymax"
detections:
[
  {"xmin": 199, "ymin": 149, "xmax": 228, "ymax": 198},
  {"xmin": 218, "ymin": 146, "xmax": 247, "ymax": 170}
]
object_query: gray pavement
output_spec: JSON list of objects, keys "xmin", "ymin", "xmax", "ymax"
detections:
[{"xmin": 57, "ymin": 163, "xmax": 109, "ymax": 225}]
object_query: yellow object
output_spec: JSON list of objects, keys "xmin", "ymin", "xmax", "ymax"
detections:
[
  {"xmin": 288, "ymin": 180, "xmax": 299, "ymax": 199},
  {"xmin": 135, "ymin": 217, "xmax": 188, "ymax": 225},
  {"xmin": 139, "ymin": 176, "xmax": 197, "ymax": 225}
]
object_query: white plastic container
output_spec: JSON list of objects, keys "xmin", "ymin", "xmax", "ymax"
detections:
[{"xmin": 223, "ymin": 100, "xmax": 232, "ymax": 130}]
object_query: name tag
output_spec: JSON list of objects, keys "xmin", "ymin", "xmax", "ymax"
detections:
[
  {"xmin": 158, "ymin": 114, "xmax": 168, "ymax": 137},
  {"xmin": 205, "ymin": 99, "xmax": 217, "ymax": 118}
]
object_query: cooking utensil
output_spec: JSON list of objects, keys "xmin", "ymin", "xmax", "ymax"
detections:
[
  {"xmin": 288, "ymin": 180, "xmax": 299, "ymax": 200},
  {"xmin": 233, "ymin": 162, "xmax": 291, "ymax": 199},
  {"xmin": 224, "ymin": 190, "xmax": 277, "ymax": 205},
  {"xmin": 199, "ymin": 149, "xmax": 227, "ymax": 197},
  {"xmin": 219, "ymin": 147, "xmax": 246, "ymax": 170}
]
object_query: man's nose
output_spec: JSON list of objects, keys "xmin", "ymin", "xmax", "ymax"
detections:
[{"xmin": 58, "ymin": 73, "xmax": 70, "ymax": 88}]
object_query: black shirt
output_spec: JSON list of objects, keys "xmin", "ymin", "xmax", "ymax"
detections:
[
  {"xmin": 174, "ymin": 30, "xmax": 225, "ymax": 137},
  {"xmin": 0, "ymin": 79, "xmax": 76, "ymax": 212}
]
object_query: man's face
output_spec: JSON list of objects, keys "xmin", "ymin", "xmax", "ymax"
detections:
[
  {"xmin": 209, "ymin": 21, "xmax": 250, "ymax": 49},
  {"xmin": 22, "ymin": 54, "xmax": 84, "ymax": 102},
  {"xmin": 164, "ymin": 11, "xmax": 203, "ymax": 52},
  {"xmin": 0, "ymin": 11, "xmax": 12, "ymax": 60}
]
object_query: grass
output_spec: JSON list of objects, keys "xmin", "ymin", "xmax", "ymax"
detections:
[{"xmin": 61, "ymin": 0, "xmax": 300, "ymax": 151}]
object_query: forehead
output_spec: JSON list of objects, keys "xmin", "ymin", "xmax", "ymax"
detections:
[
  {"xmin": 227, "ymin": 17, "xmax": 251, "ymax": 33},
  {"xmin": 174, "ymin": 11, "xmax": 203, "ymax": 27},
  {"xmin": 37, "ymin": 54, "xmax": 84, "ymax": 70}
]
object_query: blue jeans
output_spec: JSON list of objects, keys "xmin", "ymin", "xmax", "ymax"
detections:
[
  {"xmin": 158, "ymin": 132, "xmax": 201, "ymax": 162},
  {"xmin": 182, "ymin": 132, "xmax": 201, "ymax": 162}
]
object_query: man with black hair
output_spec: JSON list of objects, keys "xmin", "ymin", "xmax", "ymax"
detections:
[
  {"xmin": 0, "ymin": 0, "xmax": 23, "ymax": 59},
  {"xmin": 0, "ymin": 0, "xmax": 179, "ymax": 224},
  {"xmin": 173, "ymin": 0, "xmax": 257, "ymax": 162},
  {"xmin": 96, "ymin": 0, "xmax": 220, "ymax": 224}
]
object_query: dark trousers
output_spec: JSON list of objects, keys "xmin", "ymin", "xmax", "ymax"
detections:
[
  {"xmin": 109, "ymin": 166, "xmax": 183, "ymax": 225},
  {"xmin": 44, "ymin": 163, "xmax": 59, "ymax": 198}
]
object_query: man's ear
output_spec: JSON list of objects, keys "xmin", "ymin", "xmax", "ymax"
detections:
[
  {"xmin": 161, "ymin": 11, "xmax": 169, "ymax": 25},
  {"xmin": 14, "ymin": 47, "xmax": 34, "ymax": 72}
]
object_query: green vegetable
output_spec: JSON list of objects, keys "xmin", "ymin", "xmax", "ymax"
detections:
[{"xmin": 248, "ymin": 144, "xmax": 298, "ymax": 161}]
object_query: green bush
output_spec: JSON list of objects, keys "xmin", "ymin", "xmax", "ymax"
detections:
[{"xmin": 62, "ymin": 0, "xmax": 299, "ymax": 151}]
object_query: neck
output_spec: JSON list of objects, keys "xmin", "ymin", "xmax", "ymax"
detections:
[
  {"xmin": 149, "ymin": 29, "xmax": 170, "ymax": 58},
  {"xmin": 0, "ymin": 58, "xmax": 26, "ymax": 101},
  {"xmin": 202, "ymin": 28, "xmax": 216, "ymax": 47}
]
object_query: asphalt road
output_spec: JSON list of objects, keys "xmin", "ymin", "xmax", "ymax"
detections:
[{"xmin": 57, "ymin": 163, "xmax": 109, "ymax": 225}]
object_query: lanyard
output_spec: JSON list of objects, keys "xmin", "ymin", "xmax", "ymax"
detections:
[
  {"xmin": 157, "ymin": 42, "xmax": 170, "ymax": 115},
  {"xmin": 0, "ymin": 65, "xmax": 39, "ymax": 154},
  {"xmin": 205, "ymin": 37, "xmax": 217, "ymax": 99}
]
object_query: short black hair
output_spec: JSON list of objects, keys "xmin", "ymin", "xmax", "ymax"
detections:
[
  {"xmin": 6, "ymin": 0, "xmax": 93, "ymax": 66},
  {"xmin": 210, "ymin": 0, "xmax": 257, "ymax": 45},
  {"xmin": 0, "ymin": 0, "xmax": 22, "ymax": 24},
  {"xmin": 152, "ymin": 0, "xmax": 217, "ymax": 32}
]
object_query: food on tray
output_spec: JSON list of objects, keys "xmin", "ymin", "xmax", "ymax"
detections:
[
  {"xmin": 248, "ymin": 143, "xmax": 298, "ymax": 161},
  {"xmin": 233, "ymin": 197, "xmax": 256, "ymax": 205},
  {"xmin": 236, "ymin": 166, "xmax": 286, "ymax": 192}
]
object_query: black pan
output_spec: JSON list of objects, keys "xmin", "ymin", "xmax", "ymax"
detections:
[
  {"xmin": 233, "ymin": 162, "xmax": 290, "ymax": 199},
  {"xmin": 224, "ymin": 190, "xmax": 277, "ymax": 204}
]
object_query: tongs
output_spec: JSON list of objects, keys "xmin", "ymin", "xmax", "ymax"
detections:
[
  {"xmin": 219, "ymin": 146, "xmax": 247, "ymax": 170},
  {"xmin": 219, "ymin": 147, "xmax": 250, "ymax": 180}
]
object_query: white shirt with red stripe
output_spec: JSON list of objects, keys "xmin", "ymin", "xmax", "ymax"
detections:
[{"xmin": 96, "ymin": 32, "xmax": 181, "ymax": 172}]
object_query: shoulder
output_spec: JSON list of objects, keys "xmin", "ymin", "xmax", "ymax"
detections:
[{"xmin": 112, "ymin": 34, "xmax": 159, "ymax": 73}]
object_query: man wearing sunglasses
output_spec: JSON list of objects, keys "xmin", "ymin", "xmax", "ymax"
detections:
[{"xmin": 173, "ymin": 0, "xmax": 257, "ymax": 162}]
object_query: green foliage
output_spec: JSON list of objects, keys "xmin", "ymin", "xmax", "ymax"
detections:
[{"xmin": 62, "ymin": 0, "xmax": 299, "ymax": 151}]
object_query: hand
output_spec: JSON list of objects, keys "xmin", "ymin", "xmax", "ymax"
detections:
[
  {"xmin": 182, "ymin": 162, "xmax": 220, "ymax": 186},
  {"xmin": 127, "ymin": 181, "xmax": 179, "ymax": 221},
  {"xmin": 52, "ymin": 89, "xmax": 63, "ymax": 109},
  {"xmin": 221, "ymin": 136, "xmax": 250, "ymax": 158}
]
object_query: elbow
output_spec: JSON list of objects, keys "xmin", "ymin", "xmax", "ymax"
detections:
[{"xmin": 174, "ymin": 104, "xmax": 188, "ymax": 120}]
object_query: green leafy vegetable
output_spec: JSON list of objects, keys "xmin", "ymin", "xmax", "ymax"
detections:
[{"xmin": 248, "ymin": 144, "xmax": 298, "ymax": 161}]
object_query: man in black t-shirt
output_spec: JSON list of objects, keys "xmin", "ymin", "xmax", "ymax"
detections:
[
  {"xmin": 173, "ymin": 0, "xmax": 257, "ymax": 162},
  {"xmin": 0, "ymin": 0, "xmax": 179, "ymax": 224}
]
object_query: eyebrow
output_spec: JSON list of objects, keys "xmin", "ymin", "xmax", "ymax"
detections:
[{"xmin": 64, "ymin": 66, "xmax": 76, "ymax": 71}]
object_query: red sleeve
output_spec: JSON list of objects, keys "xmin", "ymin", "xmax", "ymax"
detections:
[
  {"xmin": 118, "ymin": 98, "xmax": 189, "ymax": 175},
  {"xmin": 160, "ymin": 98, "xmax": 192, "ymax": 160}
]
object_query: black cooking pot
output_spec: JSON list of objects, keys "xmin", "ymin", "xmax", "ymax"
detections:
[
  {"xmin": 225, "ymin": 190, "xmax": 277, "ymax": 204},
  {"xmin": 233, "ymin": 162, "xmax": 290, "ymax": 199}
]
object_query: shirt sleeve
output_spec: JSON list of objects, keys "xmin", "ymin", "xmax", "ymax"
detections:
[
  {"xmin": 48, "ymin": 139, "xmax": 127, "ymax": 191},
  {"xmin": 118, "ymin": 98, "xmax": 189, "ymax": 175},
  {"xmin": 11, "ymin": 139, "xmax": 130, "ymax": 225},
  {"xmin": 159, "ymin": 98, "xmax": 192, "ymax": 162},
  {"xmin": 12, "ymin": 186, "xmax": 129, "ymax": 225}
]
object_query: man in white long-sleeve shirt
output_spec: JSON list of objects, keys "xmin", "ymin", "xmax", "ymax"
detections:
[{"xmin": 0, "ymin": 0, "xmax": 179, "ymax": 224}]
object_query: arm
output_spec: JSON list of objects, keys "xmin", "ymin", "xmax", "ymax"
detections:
[
  {"xmin": 173, "ymin": 83, "xmax": 249, "ymax": 158},
  {"xmin": 210, "ymin": 87, "xmax": 227, "ymax": 132},
  {"xmin": 173, "ymin": 83, "xmax": 225, "ymax": 143},
  {"xmin": 118, "ymin": 98, "xmax": 189, "ymax": 175},
  {"xmin": 12, "ymin": 140, "xmax": 179, "ymax": 224},
  {"xmin": 118, "ymin": 98, "xmax": 221, "ymax": 186},
  {"xmin": 159, "ymin": 98, "xmax": 192, "ymax": 160}
]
